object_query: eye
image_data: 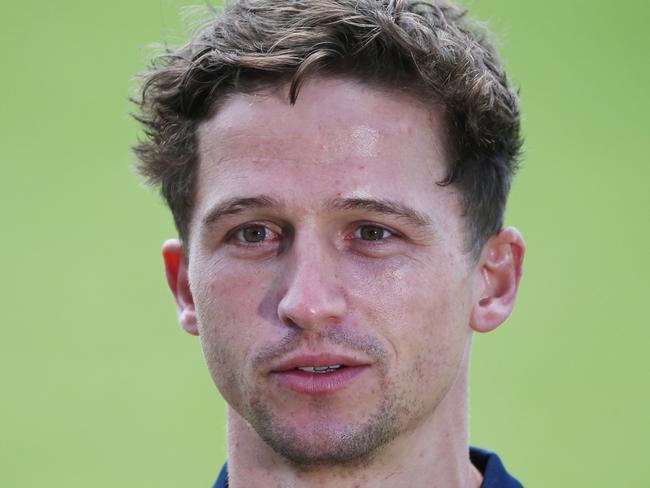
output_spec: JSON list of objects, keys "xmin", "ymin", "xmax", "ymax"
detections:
[
  {"xmin": 231, "ymin": 224, "xmax": 280, "ymax": 245},
  {"xmin": 354, "ymin": 224, "xmax": 393, "ymax": 241},
  {"xmin": 237, "ymin": 225, "xmax": 267, "ymax": 243}
]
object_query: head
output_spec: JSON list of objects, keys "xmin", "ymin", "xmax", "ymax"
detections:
[
  {"xmin": 134, "ymin": 0, "xmax": 521, "ymax": 257},
  {"xmin": 134, "ymin": 0, "xmax": 524, "ymax": 469}
]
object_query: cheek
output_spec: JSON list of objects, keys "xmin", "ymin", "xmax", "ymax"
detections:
[
  {"xmin": 191, "ymin": 258, "xmax": 275, "ymax": 402},
  {"xmin": 192, "ymin": 255, "xmax": 271, "ymax": 330},
  {"xmin": 347, "ymin": 256, "xmax": 473, "ymax": 377}
]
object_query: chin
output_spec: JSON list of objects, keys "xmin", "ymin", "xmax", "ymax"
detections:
[{"xmin": 245, "ymin": 395, "xmax": 410, "ymax": 468}]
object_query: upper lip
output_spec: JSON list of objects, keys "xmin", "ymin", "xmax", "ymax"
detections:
[{"xmin": 270, "ymin": 353, "xmax": 370, "ymax": 373}]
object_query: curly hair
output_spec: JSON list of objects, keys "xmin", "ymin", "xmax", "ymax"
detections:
[{"xmin": 133, "ymin": 0, "xmax": 521, "ymax": 256}]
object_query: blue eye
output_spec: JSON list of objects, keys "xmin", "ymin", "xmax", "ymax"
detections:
[{"xmin": 355, "ymin": 225, "xmax": 392, "ymax": 241}]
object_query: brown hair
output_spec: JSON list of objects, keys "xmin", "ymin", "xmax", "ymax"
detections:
[{"xmin": 133, "ymin": 0, "xmax": 521, "ymax": 255}]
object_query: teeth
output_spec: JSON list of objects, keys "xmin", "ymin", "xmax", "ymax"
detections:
[{"xmin": 298, "ymin": 365, "xmax": 342, "ymax": 373}]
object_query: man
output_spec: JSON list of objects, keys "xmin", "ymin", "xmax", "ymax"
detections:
[{"xmin": 134, "ymin": 0, "xmax": 526, "ymax": 486}]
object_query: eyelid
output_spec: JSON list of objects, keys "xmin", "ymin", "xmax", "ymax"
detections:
[
  {"xmin": 227, "ymin": 221, "xmax": 283, "ymax": 244},
  {"xmin": 349, "ymin": 222, "xmax": 402, "ymax": 241},
  {"xmin": 354, "ymin": 225, "xmax": 391, "ymax": 238}
]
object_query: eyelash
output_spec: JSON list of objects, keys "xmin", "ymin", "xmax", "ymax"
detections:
[
  {"xmin": 226, "ymin": 222, "xmax": 400, "ymax": 248},
  {"xmin": 352, "ymin": 224, "xmax": 395, "ymax": 242},
  {"xmin": 228, "ymin": 223, "xmax": 281, "ymax": 246}
]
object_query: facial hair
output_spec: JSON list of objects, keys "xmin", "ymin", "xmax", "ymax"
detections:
[{"xmin": 241, "ymin": 328, "xmax": 416, "ymax": 469}]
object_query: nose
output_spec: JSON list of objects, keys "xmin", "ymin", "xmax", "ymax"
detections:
[{"xmin": 277, "ymin": 238, "xmax": 347, "ymax": 330}]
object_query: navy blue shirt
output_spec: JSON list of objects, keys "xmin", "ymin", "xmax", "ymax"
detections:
[{"xmin": 213, "ymin": 447, "xmax": 523, "ymax": 487}]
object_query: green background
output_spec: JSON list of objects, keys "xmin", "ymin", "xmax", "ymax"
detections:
[{"xmin": 1, "ymin": 0, "xmax": 648, "ymax": 486}]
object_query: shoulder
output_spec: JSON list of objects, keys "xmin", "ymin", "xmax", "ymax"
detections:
[
  {"xmin": 213, "ymin": 450, "xmax": 523, "ymax": 488},
  {"xmin": 212, "ymin": 462, "xmax": 228, "ymax": 488},
  {"xmin": 470, "ymin": 447, "xmax": 524, "ymax": 488}
]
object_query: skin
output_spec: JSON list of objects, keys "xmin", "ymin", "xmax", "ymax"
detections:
[{"xmin": 163, "ymin": 77, "xmax": 525, "ymax": 487}]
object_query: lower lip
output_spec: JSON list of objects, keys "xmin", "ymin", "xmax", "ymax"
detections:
[{"xmin": 270, "ymin": 366, "xmax": 369, "ymax": 396}]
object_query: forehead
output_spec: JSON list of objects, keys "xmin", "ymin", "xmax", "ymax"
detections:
[
  {"xmin": 198, "ymin": 77, "xmax": 446, "ymax": 163},
  {"xmin": 193, "ymin": 77, "xmax": 455, "ymax": 222}
]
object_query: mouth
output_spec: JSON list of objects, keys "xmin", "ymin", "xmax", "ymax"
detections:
[
  {"xmin": 269, "ymin": 354, "xmax": 370, "ymax": 396},
  {"xmin": 295, "ymin": 364, "xmax": 344, "ymax": 373}
]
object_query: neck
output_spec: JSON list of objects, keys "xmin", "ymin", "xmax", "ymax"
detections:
[{"xmin": 225, "ymin": 357, "xmax": 482, "ymax": 488}]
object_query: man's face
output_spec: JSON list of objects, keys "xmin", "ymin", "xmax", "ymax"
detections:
[{"xmin": 186, "ymin": 77, "xmax": 482, "ymax": 465}]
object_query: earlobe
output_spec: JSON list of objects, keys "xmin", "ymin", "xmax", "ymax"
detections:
[
  {"xmin": 162, "ymin": 239, "xmax": 199, "ymax": 336},
  {"xmin": 470, "ymin": 227, "xmax": 525, "ymax": 333}
]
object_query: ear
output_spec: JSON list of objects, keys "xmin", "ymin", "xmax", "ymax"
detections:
[
  {"xmin": 470, "ymin": 227, "xmax": 525, "ymax": 333},
  {"xmin": 162, "ymin": 239, "xmax": 199, "ymax": 336}
]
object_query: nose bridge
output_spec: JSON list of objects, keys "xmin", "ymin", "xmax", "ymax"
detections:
[{"xmin": 277, "ymin": 230, "xmax": 346, "ymax": 329}]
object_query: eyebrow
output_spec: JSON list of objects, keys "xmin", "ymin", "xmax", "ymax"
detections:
[
  {"xmin": 201, "ymin": 195, "xmax": 281, "ymax": 228},
  {"xmin": 326, "ymin": 197, "xmax": 432, "ymax": 227},
  {"xmin": 200, "ymin": 195, "xmax": 431, "ymax": 230}
]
